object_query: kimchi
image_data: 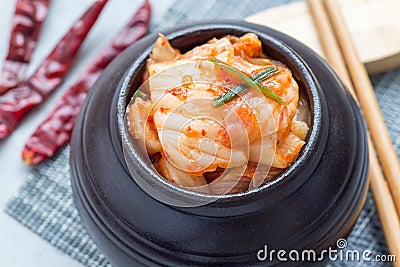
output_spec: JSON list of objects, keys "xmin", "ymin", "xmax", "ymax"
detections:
[{"xmin": 126, "ymin": 33, "xmax": 309, "ymax": 194}]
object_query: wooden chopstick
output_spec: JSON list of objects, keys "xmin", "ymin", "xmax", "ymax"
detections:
[
  {"xmin": 308, "ymin": 0, "xmax": 400, "ymax": 264},
  {"xmin": 308, "ymin": 0, "xmax": 353, "ymax": 90},
  {"xmin": 324, "ymin": 0, "xmax": 400, "ymax": 216}
]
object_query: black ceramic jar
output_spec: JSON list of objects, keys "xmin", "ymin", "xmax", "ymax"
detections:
[{"xmin": 70, "ymin": 21, "xmax": 369, "ymax": 266}]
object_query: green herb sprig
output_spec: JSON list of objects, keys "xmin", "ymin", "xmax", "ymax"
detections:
[
  {"xmin": 134, "ymin": 90, "xmax": 147, "ymax": 101},
  {"xmin": 209, "ymin": 57, "xmax": 286, "ymax": 107}
]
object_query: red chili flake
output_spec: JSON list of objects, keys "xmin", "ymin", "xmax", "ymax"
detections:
[
  {"xmin": 0, "ymin": 0, "xmax": 51, "ymax": 95},
  {"xmin": 0, "ymin": 0, "xmax": 108, "ymax": 140},
  {"xmin": 21, "ymin": 0, "xmax": 152, "ymax": 165},
  {"xmin": 201, "ymin": 129, "xmax": 206, "ymax": 136},
  {"xmin": 217, "ymin": 128, "xmax": 231, "ymax": 148},
  {"xmin": 159, "ymin": 105, "xmax": 170, "ymax": 113},
  {"xmin": 147, "ymin": 114, "xmax": 154, "ymax": 124},
  {"xmin": 166, "ymin": 86, "xmax": 187, "ymax": 101},
  {"xmin": 186, "ymin": 125, "xmax": 200, "ymax": 138}
]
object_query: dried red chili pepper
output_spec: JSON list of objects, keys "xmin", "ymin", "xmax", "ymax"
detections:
[
  {"xmin": 0, "ymin": 0, "xmax": 108, "ymax": 140},
  {"xmin": 21, "ymin": 0, "xmax": 152, "ymax": 165},
  {"xmin": 0, "ymin": 0, "xmax": 51, "ymax": 95}
]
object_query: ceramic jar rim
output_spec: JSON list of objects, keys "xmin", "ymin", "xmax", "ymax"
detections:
[{"xmin": 117, "ymin": 22, "xmax": 323, "ymax": 208}]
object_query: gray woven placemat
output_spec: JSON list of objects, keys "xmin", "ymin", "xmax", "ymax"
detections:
[{"xmin": 5, "ymin": 0, "xmax": 400, "ymax": 266}]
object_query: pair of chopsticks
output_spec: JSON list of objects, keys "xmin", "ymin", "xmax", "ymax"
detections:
[{"xmin": 308, "ymin": 0, "xmax": 400, "ymax": 264}]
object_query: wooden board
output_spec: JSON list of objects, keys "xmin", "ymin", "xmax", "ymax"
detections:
[{"xmin": 246, "ymin": 0, "xmax": 400, "ymax": 74}]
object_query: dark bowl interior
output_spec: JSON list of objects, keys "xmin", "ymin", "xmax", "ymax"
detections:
[{"xmin": 117, "ymin": 23, "xmax": 325, "ymax": 214}]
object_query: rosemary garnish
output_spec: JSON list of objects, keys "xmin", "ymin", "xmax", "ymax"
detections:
[
  {"xmin": 252, "ymin": 66, "xmax": 281, "ymax": 81},
  {"xmin": 134, "ymin": 90, "xmax": 147, "ymax": 100},
  {"xmin": 213, "ymin": 66, "xmax": 281, "ymax": 108},
  {"xmin": 213, "ymin": 84, "xmax": 248, "ymax": 108},
  {"xmin": 209, "ymin": 57, "xmax": 286, "ymax": 107}
]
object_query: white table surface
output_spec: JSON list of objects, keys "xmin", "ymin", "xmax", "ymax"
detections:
[{"xmin": 0, "ymin": 0, "xmax": 174, "ymax": 266}]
